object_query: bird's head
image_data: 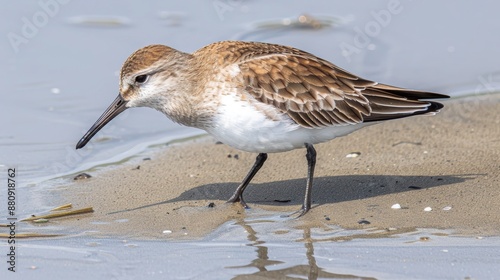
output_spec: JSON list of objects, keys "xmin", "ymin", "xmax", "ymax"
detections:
[{"xmin": 76, "ymin": 45, "xmax": 189, "ymax": 149}]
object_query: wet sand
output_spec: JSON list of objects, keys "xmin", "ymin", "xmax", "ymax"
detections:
[{"xmin": 60, "ymin": 93, "xmax": 500, "ymax": 239}]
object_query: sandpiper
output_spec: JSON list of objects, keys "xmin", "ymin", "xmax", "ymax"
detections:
[{"xmin": 76, "ymin": 41, "xmax": 448, "ymax": 217}]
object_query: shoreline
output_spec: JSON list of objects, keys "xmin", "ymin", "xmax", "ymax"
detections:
[{"xmin": 53, "ymin": 93, "xmax": 500, "ymax": 239}]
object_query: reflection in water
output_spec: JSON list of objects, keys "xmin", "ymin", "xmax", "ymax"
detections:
[
  {"xmin": 255, "ymin": 14, "xmax": 338, "ymax": 30},
  {"xmin": 235, "ymin": 13, "xmax": 341, "ymax": 41},
  {"xmin": 227, "ymin": 219, "xmax": 284, "ymax": 273},
  {"xmin": 67, "ymin": 15, "xmax": 131, "ymax": 27},
  {"xmin": 158, "ymin": 11, "xmax": 185, "ymax": 26},
  {"xmin": 228, "ymin": 217, "xmax": 377, "ymax": 280}
]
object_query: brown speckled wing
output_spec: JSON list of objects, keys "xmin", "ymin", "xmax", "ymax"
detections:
[{"xmin": 233, "ymin": 42, "xmax": 447, "ymax": 128}]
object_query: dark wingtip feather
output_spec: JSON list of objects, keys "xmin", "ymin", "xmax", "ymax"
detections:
[
  {"xmin": 428, "ymin": 101, "xmax": 445, "ymax": 112},
  {"xmin": 375, "ymin": 83, "xmax": 450, "ymax": 100},
  {"xmin": 363, "ymin": 100, "xmax": 446, "ymax": 123}
]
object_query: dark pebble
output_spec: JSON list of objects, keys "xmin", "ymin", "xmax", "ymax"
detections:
[
  {"xmin": 227, "ymin": 154, "xmax": 239, "ymax": 159},
  {"xmin": 274, "ymin": 199, "xmax": 291, "ymax": 203},
  {"xmin": 74, "ymin": 173, "xmax": 92, "ymax": 180},
  {"xmin": 207, "ymin": 202, "xmax": 215, "ymax": 208},
  {"xmin": 215, "ymin": 141, "xmax": 223, "ymax": 145},
  {"xmin": 358, "ymin": 219, "xmax": 371, "ymax": 225},
  {"xmin": 325, "ymin": 216, "xmax": 331, "ymax": 221},
  {"xmin": 133, "ymin": 165, "xmax": 140, "ymax": 170},
  {"xmin": 143, "ymin": 157, "xmax": 151, "ymax": 161},
  {"xmin": 408, "ymin": 186, "xmax": 421, "ymax": 190}
]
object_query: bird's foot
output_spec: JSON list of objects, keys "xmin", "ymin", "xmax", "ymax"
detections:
[
  {"xmin": 280, "ymin": 205, "xmax": 311, "ymax": 218},
  {"xmin": 226, "ymin": 195, "xmax": 250, "ymax": 209}
]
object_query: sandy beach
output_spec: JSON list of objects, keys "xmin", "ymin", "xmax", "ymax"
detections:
[{"xmin": 58, "ymin": 93, "xmax": 500, "ymax": 239}]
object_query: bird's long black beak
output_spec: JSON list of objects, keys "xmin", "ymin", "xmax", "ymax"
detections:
[{"xmin": 76, "ymin": 94, "xmax": 128, "ymax": 149}]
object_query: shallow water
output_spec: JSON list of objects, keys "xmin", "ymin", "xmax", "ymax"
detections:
[
  {"xmin": 5, "ymin": 219, "xmax": 500, "ymax": 279},
  {"xmin": 2, "ymin": 0, "xmax": 500, "ymax": 279}
]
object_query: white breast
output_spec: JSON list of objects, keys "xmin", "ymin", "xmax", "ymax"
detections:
[{"xmin": 205, "ymin": 93, "xmax": 368, "ymax": 153}]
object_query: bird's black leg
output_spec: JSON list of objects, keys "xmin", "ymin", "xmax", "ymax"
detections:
[
  {"xmin": 302, "ymin": 143, "xmax": 316, "ymax": 215},
  {"xmin": 227, "ymin": 153, "xmax": 268, "ymax": 208},
  {"xmin": 283, "ymin": 143, "xmax": 316, "ymax": 218}
]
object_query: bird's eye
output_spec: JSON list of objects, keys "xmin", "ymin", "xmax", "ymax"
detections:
[{"xmin": 135, "ymin": 74, "xmax": 149, "ymax": 84}]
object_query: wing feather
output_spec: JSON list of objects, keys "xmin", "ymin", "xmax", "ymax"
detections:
[{"xmin": 222, "ymin": 42, "xmax": 448, "ymax": 128}]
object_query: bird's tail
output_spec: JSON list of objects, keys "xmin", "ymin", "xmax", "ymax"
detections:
[{"xmin": 362, "ymin": 83, "xmax": 449, "ymax": 122}]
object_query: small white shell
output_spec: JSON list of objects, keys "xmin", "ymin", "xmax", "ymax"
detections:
[
  {"xmin": 346, "ymin": 152, "xmax": 361, "ymax": 158},
  {"xmin": 391, "ymin": 203, "xmax": 401, "ymax": 209}
]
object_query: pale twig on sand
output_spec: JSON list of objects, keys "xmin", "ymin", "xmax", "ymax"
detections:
[{"xmin": 22, "ymin": 207, "xmax": 94, "ymax": 222}]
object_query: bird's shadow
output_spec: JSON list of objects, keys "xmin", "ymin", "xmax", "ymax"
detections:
[{"xmin": 108, "ymin": 174, "xmax": 473, "ymax": 215}]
